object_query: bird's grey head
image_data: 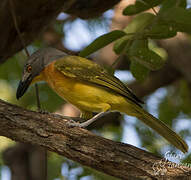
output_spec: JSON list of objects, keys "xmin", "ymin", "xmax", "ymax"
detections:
[{"xmin": 16, "ymin": 47, "xmax": 67, "ymax": 99}]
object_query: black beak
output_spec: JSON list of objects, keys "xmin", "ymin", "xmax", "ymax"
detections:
[{"xmin": 16, "ymin": 75, "xmax": 32, "ymax": 99}]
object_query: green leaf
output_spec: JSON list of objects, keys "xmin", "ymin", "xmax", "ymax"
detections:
[
  {"xmin": 159, "ymin": 0, "xmax": 187, "ymax": 14},
  {"xmin": 163, "ymin": 7, "xmax": 191, "ymax": 33},
  {"xmin": 79, "ymin": 30, "xmax": 127, "ymax": 57},
  {"xmin": 123, "ymin": 0, "xmax": 164, "ymax": 15},
  {"xmin": 132, "ymin": 47, "xmax": 163, "ymax": 70},
  {"xmin": 113, "ymin": 13, "xmax": 155, "ymax": 55},
  {"xmin": 130, "ymin": 60, "xmax": 150, "ymax": 81},
  {"xmin": 131, "ymin": 49, "xmax": 164, "ymax": 70},
  {"xmin": 129, "ymin": 40, "xmax": 164, "ymax": 70},
  {"xmin": 124, "ymin": 13, "xmax": 155, "ymax": 34},
  {"xmin": 129, "ymin": 39, "xmax": 148, "ymax": 54},
  {"xmin": 113, "ymin": 36, "xmax": 132, "ymax": 54},
  {"xmin": 144, "ymin": 21, "xmax": 177, "ymax": 39}
]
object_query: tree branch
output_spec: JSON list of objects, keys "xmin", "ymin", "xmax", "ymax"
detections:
[{"xmin": 0, "ymin": 99, "xmax": 191, "ymax": 179}]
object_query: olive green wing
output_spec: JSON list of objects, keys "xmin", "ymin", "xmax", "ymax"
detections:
[{"xmin": 55, "ymin": 55, "xmax": 143, "ymax": 106}]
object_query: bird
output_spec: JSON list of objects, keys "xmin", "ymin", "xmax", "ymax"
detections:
[{"xmin": 16, "ymin": 47, "xmax": 188, "ymax": 153}]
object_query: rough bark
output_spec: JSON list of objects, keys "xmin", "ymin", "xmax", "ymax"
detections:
[
  {"xmin": 0, "ymin": 0, "xmax": 120, "ymax": 63},
  {"xmin": 0, "ymin": 99, "xmax": 191, "ymax": 179}
]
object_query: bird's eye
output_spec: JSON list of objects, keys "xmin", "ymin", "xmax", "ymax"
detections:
[{"xmin": 27, "ymin": 65, "xmax": 32, "ymax": 73}]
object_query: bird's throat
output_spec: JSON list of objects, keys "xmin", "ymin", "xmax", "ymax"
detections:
[{"xmin": 31, "ymin": 72, "xmax": 45, "ymax": 84}]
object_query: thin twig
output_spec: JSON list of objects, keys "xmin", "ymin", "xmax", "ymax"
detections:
[
  {"xmin": 151, "ymin": 7, "xmax": 158, "ymax": 16},
  {"xmin": 35, "ymin": 83, "xmax": 41, "ymax": 111},
  {"xmin": 9, "ymin": 0, "xmax": 41, "ymax": 111},
  {"xmin": 8, "ymin": 0, "xmax": 29, "ymax": 57}
]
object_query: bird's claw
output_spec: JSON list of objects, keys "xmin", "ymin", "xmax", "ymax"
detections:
[{"xmin": 66, "ymin": 121, "xmax": 87, "ymax": 128}]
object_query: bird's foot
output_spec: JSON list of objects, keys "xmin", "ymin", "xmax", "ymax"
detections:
[
  {"xmin": 66, "ymin": 121, "xmax": 90, "ymax": 128},
  {"xmin": 66, "ymin": 112, "xmax": 109, "ymax": 128}
]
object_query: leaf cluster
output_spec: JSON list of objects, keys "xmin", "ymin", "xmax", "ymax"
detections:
[{"xmin": 80, "ymin": 0, "xmax": 190, "ymax": 80}]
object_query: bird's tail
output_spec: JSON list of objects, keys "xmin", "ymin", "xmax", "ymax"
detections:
[{"xmin": 125, "ymin": 107, "xmax": 188, "ymax": 153}]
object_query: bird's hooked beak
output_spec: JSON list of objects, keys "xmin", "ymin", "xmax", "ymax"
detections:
[{"xmin": 16, "ymin": 72, "xmax": 33, "ymax": 99}]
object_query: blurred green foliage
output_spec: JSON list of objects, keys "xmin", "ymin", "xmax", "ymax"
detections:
[{"xmin": 80, "ymin": 0, "xmax": 191, "ymax": 81}]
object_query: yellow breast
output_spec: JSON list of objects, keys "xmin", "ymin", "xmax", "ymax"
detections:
[{"xmin": 32, "ymin": 61, "xmax": 128, "ymax": 113}]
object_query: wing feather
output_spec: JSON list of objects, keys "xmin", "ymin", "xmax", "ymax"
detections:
[{"xmin": 55, "ymin": 56, "xmax": 143, "ymax": 106}]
